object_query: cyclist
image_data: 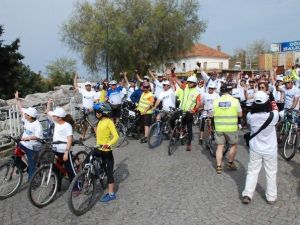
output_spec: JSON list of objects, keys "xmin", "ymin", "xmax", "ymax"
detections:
[
  {"xmin": 152, "ymin": 80, "xmax": 176, "ymax": 122},
  {"xmin": 172, "ymin": 75, "xmax": 201, "ymax": 151},
  {"xmin": 93, "ymin": 103, "xmax": 119, "ymax": 203},
  {"xmin": 199, "ymin": 64, "xmax": 222, "ymax": 94},
  {"xmin": 123, "ymin": 72, "xmax": 137, "ymax": 102},
  {"xmin": 14, "ymin": 91, "xmax": 43, "ymax": 180},
  {"xmin": 137, "ymin": 82, "xmax": 155, "ymax": 143},
  {"xmin": 73, "ymin": 74, "xmax": 98, "ymax": 140},
  {"xmin": 213, "ymin": 83, "xmax": 242, "ymax": 174},
  {"xmin": 148, "ymin": 69, "xmax": 164, "ymax": 99},
  {"xmin": 106, "ymin": 80, "xmax": 124, "ymax": 123},
  {"xmin": 198, "ymin": 83, "xmax": 219, "ymax": 145},
  {"xmin": 47, "ymin": 102, "xmax": 76, "ymax": 182}
]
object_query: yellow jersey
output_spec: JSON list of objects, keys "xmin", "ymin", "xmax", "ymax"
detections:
[{"xmin": 96, "ymin": 118, "xmax": 119, "ymax": 151}]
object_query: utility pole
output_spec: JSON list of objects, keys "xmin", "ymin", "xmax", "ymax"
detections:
[{"xmin": 106, "ymin": 24, "xmax": 109, "ymax": 80}]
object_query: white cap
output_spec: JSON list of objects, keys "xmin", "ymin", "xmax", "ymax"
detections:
[
  {"xmin": 162, "ymin": 80, "xmax": 170, "ymax": 86},
  {"xmin": 49, "ymin": 107, "xmax": 67, "ymax": 118},
  {"xmin": 109, "ymin": 80, "xmax": 117, "ymax": 85},
  {"xmin": 24, "ymin": 107, "xmax": 38, "ymax": 118},
  {"xmin": 254, "ymin": 91, "xmax": 268, "ymax": 104},
  {"xmin": 245, "ymin": 75, "xmax": 249, "ymax": 79},
  {"xmin": 85, "ymin": 81, "xmax": 91, "ymax": 86},
  {"xmin": 207, "ymin": 83, "xmax": 216, "ymax": 89},
  {"xmin": 276, "ymin": 76, "xmax": 284, "ymax": 81},
  {"xmin": 144, "ymin": 76, "xmax": 150, "ymax": 80},
  {"xmin": 187, "ymin": 76, "xmax": 197, "ymax": 83}
]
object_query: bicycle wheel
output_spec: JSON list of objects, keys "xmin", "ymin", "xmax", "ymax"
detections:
[
  {"xmin": 28, "ymin": 165, "xmax": 58, "ymax": 208},
  {"xmin": 67, "ymin": 170, "xmax": 97, "ymax": 216},
  {"xmin": 168, "ymin": 128, "xmax": 180, "ymax": 155},
  {"xmin": 73, "ymin": 151, "xmax": 88, "ymax": 173},
  {"xmin": 75, "ymin": 120, "xmax": 85, "ymax": 135},
  {"xmin": 282, "ymin": 128, "xmax": 298, "ymax": 161},
  {"xmin": 208, "ymin": 134, "xmax": 229, "ymax": 158},
  {"xmin": 116, "ymin": 122, "xmax": 126, "ymax": 147},
  {"xmin": 148, "ymin": 122, "xmax": 163, "ymax": 149},
  {"xmin": 0, "ymin": 161, "xmax": 23, "ymax": 199}
]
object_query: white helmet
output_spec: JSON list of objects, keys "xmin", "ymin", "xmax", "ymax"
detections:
[
  {"xmin": 162, "ymin": 80, "xmax": 170, "ymax": 86},
  {"xmin": 109, "ymin": 80, "xmax": 117, "ymax": 85},
  {"xmin": 187, "ymin": 76, "xmax": 197, "ymax": 83},
  {"xmin": 207, "ymin": 83, "xmax": 216, "ymax": 89}
]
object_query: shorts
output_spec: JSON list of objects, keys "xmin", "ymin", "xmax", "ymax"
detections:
[
  {"xmin": 110, "ymin": 104, "xmax": 121, "ymax": 119},
  {"xmin": 86, "ymin": 111, "xmax": 98, "ymax": 127},
  {"xmin": 142, "ymin": 114, "xmax": 153, "ymax": 126},
  {"xmin": 215, "ymin": 131, "xmax": 238, "ymax": 145}
]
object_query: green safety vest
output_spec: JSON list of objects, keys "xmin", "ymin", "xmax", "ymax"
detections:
[
  {"xmin": 179, "ymin": 87, "xmax": 200, "ymax": 112},
  {"xmin": 213, "ymin": 94, "xmax": 239, "ymax": 132}
]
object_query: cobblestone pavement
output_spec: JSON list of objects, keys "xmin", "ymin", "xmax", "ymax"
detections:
[{"xmin": 0, "ymin": 129, "xmax": 300, "ymax": 225}]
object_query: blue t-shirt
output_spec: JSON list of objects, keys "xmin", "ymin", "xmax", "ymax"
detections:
[{"xmin": 106, "ymin": 86, "xmax": 123, "ymax": 105}]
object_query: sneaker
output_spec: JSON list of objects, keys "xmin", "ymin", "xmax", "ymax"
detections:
[
  {"xmin": 140, "ymin": 137, "xmax": 147, "ymax": 143},
  {"xmin": 242, "ymin": 196, "xmax": 251, "ymax": 204},
  {"xmin": 100, "ymin": 193, "xmax": 116, "ymax": 203},
  {"xmin": 216, "ymin": 165, "xmax": 223, "ymax": 174},
  {"xmin": 266, "ymin": 200, "xmax": 276, "ymax": 205},
  {"xmin": 186, "ymin": 144, "xmax": 191, "ymax": 151},
  {"xmin": 198, "ymin": 139, "xmax": 203, "ymax": 145},
  {"xmin": 226, "ymin": 161, "xmax": 238, "ymax": 170}
]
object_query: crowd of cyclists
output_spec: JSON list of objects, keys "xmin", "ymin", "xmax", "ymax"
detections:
[{"xmin": 4, "ymin": 62, "xmax": 300, "ymax": 210}]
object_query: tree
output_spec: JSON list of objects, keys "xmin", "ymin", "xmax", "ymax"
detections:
[
  {"xmin": 61, "ymin": 0, "xmax": 206, "ymax": 77},
  {"xmin": 230, "ymin": 40, "xmax": 270, "ymax": 70},
  {"xmin": 45, "ymin": 58, "xmax": 77, "ymax": 87}
]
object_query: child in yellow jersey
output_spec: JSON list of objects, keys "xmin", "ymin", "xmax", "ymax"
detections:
[{"xmin": 94, "ymin": 102, "xmax": 119, "ymax": 203}]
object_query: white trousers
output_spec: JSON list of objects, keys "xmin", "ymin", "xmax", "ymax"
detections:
[{"xmin": 242, "ymin": 151, "xmax": 278, "ymax": 201}]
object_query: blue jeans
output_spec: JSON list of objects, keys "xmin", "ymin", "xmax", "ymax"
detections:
[{"xmin": 19, "ymin": 143, "xmax": 37, "ymax": 180}]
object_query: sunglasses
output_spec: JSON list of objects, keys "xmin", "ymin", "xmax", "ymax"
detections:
[
  {"xmin": 163, "ymin": 84, "xmax": 169, "ymax": 87},
  {"xmin": 258, "ymin": 86, "xmax": 265, "ymax": 89},
  {"xmin": 143, "ymin": 86, "xmax": 150, "ymax": 89}
]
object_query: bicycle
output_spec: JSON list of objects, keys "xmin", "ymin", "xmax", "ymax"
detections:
[
  {"xmin": 67, "ymin": 146, "xmax": 110, "ymax": 216},
  {"xmin": 168, "ymin": 109, "xmax": 188, "ymax": 155},
  {"xmin": 202, "ymin": 117, "xmax": 230, "ymax": 157},
  {"xmin": 0, "ymin": 135, "xmax": 35, "ymax": 199},
  {"xmin": 27, "ymin": 139, "xmax": 88, "ymax": 208},
  {"xmin": 148, "ymin": 109, "xmax": 172, "ymax": 149},
  {"xmin": 74, "ymin": 107, "xmax": 95, "ymax": 137},
  {"xmin": 278, "ymin": 109, "xmax": 299, "ymax": 161}
]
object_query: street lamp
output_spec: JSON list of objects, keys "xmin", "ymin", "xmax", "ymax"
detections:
[{"xmin": 105, "ymin": 24, "xmax": 109, "ymax": 80}]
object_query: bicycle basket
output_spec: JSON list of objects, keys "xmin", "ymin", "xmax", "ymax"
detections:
[{"xmin": 37, "ymin": 145, "xmax": 55, "ymax": 164}]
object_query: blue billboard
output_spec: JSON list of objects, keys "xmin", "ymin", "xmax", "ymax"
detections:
[{"xmin": 280, "ymin": 41, "xmax": 300, "ymax": 52}]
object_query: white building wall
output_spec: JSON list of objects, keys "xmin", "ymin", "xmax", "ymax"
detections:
[{"xmin": 175, "ymin": 56, "xmax": 229, "ymax": 73}]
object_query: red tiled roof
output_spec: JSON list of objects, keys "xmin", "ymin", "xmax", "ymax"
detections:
[{"xmin": 182, "ymin": 43, "xmax": 231, "ymax": 59}]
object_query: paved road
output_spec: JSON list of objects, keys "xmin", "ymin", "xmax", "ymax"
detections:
[{"xmin": 0, "ymin": 129, "xmax": 300, "ymax": 225}]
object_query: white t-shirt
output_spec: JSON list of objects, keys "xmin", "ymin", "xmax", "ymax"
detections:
[
  {"xmin": 158, "ymin": 88, "xmax": 176, "ymax": 111},
  {"xmin": 79, "ymin": 88, "xmax": 97, "ymax": 109},
  {"xmin": 53, "ymin": 122, "xmax": 73, "ymax": 153},
  {"xmin": 196, "ymin": 86, "xmax": 205, "ymax": 96},
  {"xmin": 202, "ymin": 92, "xmax": 220, "ymax": 117},
  {"xmin": 200, "ymin": 71, "xmax": 222, "ymax": 93},
  {"xmin": 281, "ymin": 86, "xmax": 300, "ymax": 109},
  {"xmin": 154, "ymin": 79, "xmax": 164, "ymax": 98},
  {"xmin": 21, "ymin": 118, "xmax": 43, "ymax": 150},
  {"xmin": 126, "ymin": 86, "xmax": 136, "ymax": 101},
  {"xmin": 94, "ymin": 91, "xmax": 101, "ymax": 102},
  {"xmin": 247, "ymin": 111, "xmax": 279, "ymax": 156},
  {"xmin": 246, "ymin": 89, "xmax": 256, "ymax": 106}
]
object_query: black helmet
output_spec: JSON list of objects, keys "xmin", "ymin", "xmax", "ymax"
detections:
[{"xmin": 221, "ymin": 83, "xmax": 234, "ymax": 92}]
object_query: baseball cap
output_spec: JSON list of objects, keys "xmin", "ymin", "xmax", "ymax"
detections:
[
  {"xmin": 109, "ymin": 80, "xmax": 117, "ymax": 85},
  {"xmin": 254, "ymin": 91, "xmax": 268, "ymax": 104},
  {"xmin": 24, "ymin": 107, "xmax": 38, "ymax": 118},
  {"xmin": 85, "ymin": 81, "xmax": 91, "ymax": 86},
  {"xmin": 49, "ymin": 107, "xmax": 67, "ymax": 118},
  {"xmin": 208, "ymin": 83, "xmax": 216, "ymax": 89},
  {"xmin": 162, "ymin": 80, "xmax": 170, "ymax": 86}
]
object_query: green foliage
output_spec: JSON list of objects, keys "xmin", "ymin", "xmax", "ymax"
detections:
[
  {"xmin": 0, "ymin": 26, "xmax": 75, "ymax": 100},
  {"xmin": 61, "ymin": 0, "xmax": 206, "ymax": 77}
]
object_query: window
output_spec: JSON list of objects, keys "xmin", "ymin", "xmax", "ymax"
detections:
[
  {"xmin": 182, "ymin": 62, "xmax": 186, "ymax": 72},
  {"xmin": 219, "ymin": 62, "xmax": 223, "ymax": 69}
]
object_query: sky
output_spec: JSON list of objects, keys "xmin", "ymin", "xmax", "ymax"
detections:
[{"xmin": 0, "ymin": 0, "xmax": 299, "ymax": 78}]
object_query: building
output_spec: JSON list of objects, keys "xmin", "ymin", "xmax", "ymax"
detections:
[{"xmin": 174, "ymin": 43, "xmax": 230, "ymax": 74}]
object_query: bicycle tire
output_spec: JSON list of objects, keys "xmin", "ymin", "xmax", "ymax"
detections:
[
  {"xmin": 67, "ymin": 170, "xmax": 97, "ymax": 216},
  {"xmin": 75, "ymin": 120, "xmax": 85, "ymax": 135},
  {"xmin": 282, "ymin": 128, "xmax": 298, "ymax": 161},
  {"xmin": 116, "ymin": 122, "xmax": 126, "ymax": 147},
  {"xmin": 73, "ymin": 151, "xmax": 88, "ymax": 173},
  {"xmin": 0, "ymin": 161, "xmax": 23, "ymax": 199},
  {"xmin": 28, "ymin": 165, "xmax": 59, "ymax": 208},
  {"xmin": 208, "ymin": 135, "xmax": 230, "ymax": 158},
  {"xmin": 148, "ymin": 122, "xmax": 163, "ymax": 149},
  {"xmin": 168, "ymin": 127, "xmax": 180, "ymax": 155}
]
